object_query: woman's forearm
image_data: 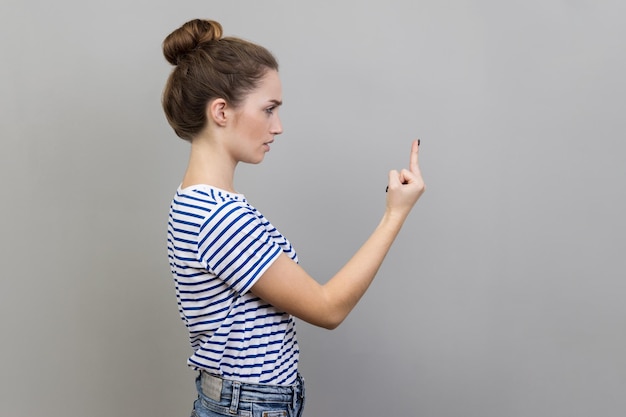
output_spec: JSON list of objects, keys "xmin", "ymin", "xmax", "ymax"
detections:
[{"xmin": 321, "ymin": 211, "xmax": 408, "ymax": 327}]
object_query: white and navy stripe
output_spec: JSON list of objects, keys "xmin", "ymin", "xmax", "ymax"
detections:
[{"xmin": 167, "ymin": 185, "xmax": 299, "ymax": 385}]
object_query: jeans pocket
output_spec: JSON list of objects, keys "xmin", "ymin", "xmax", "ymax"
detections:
[
  {"xmin": 196, "ymin": 396, "xmax": 242, "ymax": 417},
  {"xmin": 261, "ymin": 412, "xmax": 287, "ymax": 417},
  {"xmin": 252, "ymin": 403, "xmax": 288, "ymax": 417}
]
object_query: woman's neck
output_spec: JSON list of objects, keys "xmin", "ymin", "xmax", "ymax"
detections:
[{"xmin": 181, "ymin": 138, "xmax": 238, "ymax": 192}]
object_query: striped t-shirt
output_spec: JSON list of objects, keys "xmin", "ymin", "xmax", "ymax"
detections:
[{"xmin": 167, "ymin": 184, "xmax": 300, "ymax": 385}]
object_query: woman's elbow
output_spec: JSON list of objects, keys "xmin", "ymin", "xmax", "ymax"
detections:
[
  {"xmin": 315, "ymin": 311, "xmax": 345, "ymax": 330},
  {"xmin": 297, "ymin": 307, "xmax": 344, "ymax": 330}
]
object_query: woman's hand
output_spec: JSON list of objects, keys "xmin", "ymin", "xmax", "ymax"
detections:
[{"xmin": 385, "ymin": 139, "xmax": 426, "ymax": 218}]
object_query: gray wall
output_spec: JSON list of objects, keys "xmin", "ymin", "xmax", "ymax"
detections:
[{"xmin": 2, "ymin": 1, "xmax": 625, "ymax": 416}]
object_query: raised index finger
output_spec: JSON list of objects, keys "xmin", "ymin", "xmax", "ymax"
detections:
[{"xmin": 409, "ymin": 139, "xmax": 420, "ymax": 174}]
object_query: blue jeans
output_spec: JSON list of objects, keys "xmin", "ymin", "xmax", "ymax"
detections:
[{"xmin": 191, "ymin": 371, "xmax": 305, "ymax": 417}]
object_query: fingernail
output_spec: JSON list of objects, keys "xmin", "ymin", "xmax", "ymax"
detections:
[
  {"xmin": 418, "ymin": 139, "xmax": 421, "ymax": 146},
  {"xmin": 385, "ymin": 186, "xmax": 389, "ymax": 192}
]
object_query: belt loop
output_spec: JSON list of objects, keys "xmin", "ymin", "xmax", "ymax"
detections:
[
  {"xmin": 293, "ymin": 374, "xmax": 304, "ymax": 410},
  {"xmin": 230, "ymin": 381, "xmax": 241, "ymax": 414}
]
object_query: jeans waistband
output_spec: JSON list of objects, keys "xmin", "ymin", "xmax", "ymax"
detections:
[{"xmin": 199, "ymin": 371, "xmax": 305, "ymax": 413}]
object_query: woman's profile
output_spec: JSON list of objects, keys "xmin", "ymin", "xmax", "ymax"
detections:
[{"xmin": 163, "ymin": 18, "xmax": 425, "ymax": 417}]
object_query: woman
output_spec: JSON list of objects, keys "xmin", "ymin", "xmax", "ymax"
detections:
[{"xmin": 163, "ymin": 18, "xmax": 425, "ymax": 417}]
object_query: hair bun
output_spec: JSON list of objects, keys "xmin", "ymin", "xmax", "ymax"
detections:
[{"xmin": 163, "ymin": 19, "xmax": 223, "ymax": 65}]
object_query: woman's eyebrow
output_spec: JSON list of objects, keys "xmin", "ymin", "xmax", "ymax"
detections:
[{"xmin": 268, "ymin": 99, "xmax": 283, "ymax": 106}]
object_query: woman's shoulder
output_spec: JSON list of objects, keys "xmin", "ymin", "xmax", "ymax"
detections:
[
  {"xmin": 171, "ymin": 184, "xmax": 252, "ymax": 222},
  {"xmin": 176, "ymin": 184, "xmax": 248, "ymax": 206}
]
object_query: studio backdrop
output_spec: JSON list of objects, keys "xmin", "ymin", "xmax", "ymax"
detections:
[{"xmin": 1, "ymin": 1, "xmax": 625, "ymax": 416}]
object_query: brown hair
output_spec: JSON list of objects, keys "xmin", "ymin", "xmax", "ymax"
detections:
[{"xmin": 162, "ymin": 19, "xmax": 279, "ymax": 141}]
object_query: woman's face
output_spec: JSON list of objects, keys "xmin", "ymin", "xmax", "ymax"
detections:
[{"xmin": 228, "ymin": 69, "xmax": 283, "ymax": 164}]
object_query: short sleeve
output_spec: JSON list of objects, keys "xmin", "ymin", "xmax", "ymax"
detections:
[{"xmin": 197, "ymin": 200, "xmax": 282, "ymax": 295}]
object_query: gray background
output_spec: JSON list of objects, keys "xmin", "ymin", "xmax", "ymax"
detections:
[{"xmin": 1, "ymin": 1, "xmax": 625, "ymax": 416}]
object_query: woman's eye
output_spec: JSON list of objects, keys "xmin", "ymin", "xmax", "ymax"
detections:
[{"xmin": 265, "ymin": 106, "xmax": 275, "ymax": 114}]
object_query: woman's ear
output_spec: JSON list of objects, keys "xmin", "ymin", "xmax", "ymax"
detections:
[{"xmin": 207, "ymin": 98, "xmax": 228, "ymax": 127}]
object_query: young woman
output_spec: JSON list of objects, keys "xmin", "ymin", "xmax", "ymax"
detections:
[{"xmin": 163, "ymin": 18, "xmax": 425, "ymax": 417}]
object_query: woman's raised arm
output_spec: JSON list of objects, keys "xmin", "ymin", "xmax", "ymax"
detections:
[{"xmin": 251, "ymin": 140, "xmax": 425, "ymax": 329}]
